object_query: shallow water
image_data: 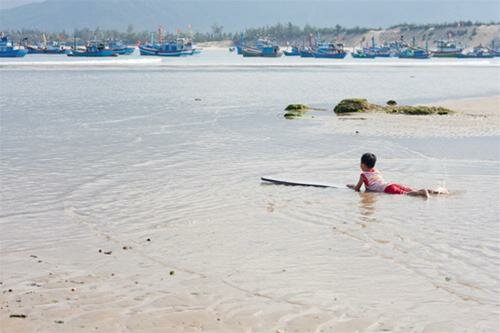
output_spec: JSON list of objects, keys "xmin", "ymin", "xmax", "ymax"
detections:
[{"xmin": 1, "ymin": 50, "xmax": 499, "ymax": 331}]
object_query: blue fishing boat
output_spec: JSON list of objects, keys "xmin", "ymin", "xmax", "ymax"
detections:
[
  {"xmin": 361, "ymin": 37, "xmax": 392, "ymax": 57},
  {"xmin": 351, "ymin": 49, "xmax": 376, "ymax": 58},
  {"xmin": 180, "ymin": 38, "xmax": 201, "ymax": 55},
  {"xmin": 0, "ymin": 36, "xmax": 28, "ymax": 57},
  {"xmin": 236, "ymin": 33, "xmax": 245, "ymax": 54},
  {"xmin": 284, "ymin": 45, "xmax": 300, "ymax": 56},
  {"xmin": 67, "ymin": 42, "xmax": 118, "ymax": 57},
  {"xmin": 108, "ymin": 41, "xmax": 135, "ymax": 55},
  {"xmin": 398, "ymin": 48, "xmax": 430, "ymax": 59},
  {"xmin": 139, "ymin": 41, "xmax": 182, "ymax": 56},
  {"xmin": 312, "ymin": 42, "xmax": 347, "ymax": 59},
  {"xmin": 241, "ymin": 39, "xmax": 282, "ymax": 57},
  {"xmin": 458, "ymin": 46, "xmax": 495, "ymax": 58},
  {"xmin": 299, "ymin": 47, "xmax": 315, "ymax": 57}
]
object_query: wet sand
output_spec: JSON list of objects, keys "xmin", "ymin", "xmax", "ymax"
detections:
[
  {"xmin": 313, "ymin": 95, "xmax": 500, "ymax": 138},
  {"xmin": 1, "ymin": 92, "xmax": 499, "ymax": 332}
]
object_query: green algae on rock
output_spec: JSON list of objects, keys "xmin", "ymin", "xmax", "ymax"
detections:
[
  {"xmin": 333, "ymin": 98, "xmax": 454, "ymax": 115},
  {"xmin": 284, "ymin": 104, "xmax": 310, "ymax": 119},
  {"xmin": 385, "ymin": 105, "xmax": 453, "ymax": 115},
  {"xmin": 333, "ymin": 99, "xmax": 374, "ymax": 114}
]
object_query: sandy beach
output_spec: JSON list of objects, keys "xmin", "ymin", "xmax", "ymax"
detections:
[
  {"xmin": 311, "ymin": 95, "xmax": 500, "ymax": 138},
  {"xmin": 1, "ymin": 58, "xmax": 499, "ymax": 332}
]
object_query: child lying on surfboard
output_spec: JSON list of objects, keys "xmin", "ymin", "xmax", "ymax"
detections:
[{"xmin": 347, "ymin": 153, "xmax": 447, "ymax": 198}]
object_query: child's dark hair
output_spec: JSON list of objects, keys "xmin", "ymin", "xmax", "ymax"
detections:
[{"xmin": 361, "ymin": 153, "xmax": 377, "ymax": 168}]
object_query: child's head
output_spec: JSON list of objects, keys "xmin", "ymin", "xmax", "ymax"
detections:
[{"xmin": 360, "ymin": 153, "xmax": 376, "ymax": 170}]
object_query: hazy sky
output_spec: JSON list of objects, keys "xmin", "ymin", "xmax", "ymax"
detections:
[{"xmin": 1, "ymin": 0, "xmax": 499, "ymax": 31}]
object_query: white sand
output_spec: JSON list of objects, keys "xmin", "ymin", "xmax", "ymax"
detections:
[{"xmin": 312, "ymin": 95, "xmax": 500, "ymax": 138}]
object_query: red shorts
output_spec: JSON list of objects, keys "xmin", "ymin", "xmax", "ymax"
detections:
[{"xmin": 384, "ymin": 183, "xmax": 413, "ymax": 195}]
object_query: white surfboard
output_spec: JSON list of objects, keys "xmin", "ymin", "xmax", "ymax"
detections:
[{"xmin": 261, "ymin": 176, "xmax": 347, "ymax": 189}]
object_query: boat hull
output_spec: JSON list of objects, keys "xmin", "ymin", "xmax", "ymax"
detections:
[
  {"xmin": 352, "ymin": 53, "xmax": 376, "ymax": 59},
  {"xmin": 0, "ymin": 49, "xmax": 28, "ymax": 57},
  {"xmin": 68, "ymin": 50, "xmax": 118, "ymax": 57},
  {"xmin": 431, "ymin": 52, "xmax": 460, "ymax": 58},
  {"xmin": 299, "ymin": 51, "xmax": 314, "ymax": 57},
  {"xmin": 27, "ymin": 46, "xmax": 66, "ymax": 54},
  {"xmin": 457, "ymin": 53, "xmax": 495, "ymax": 58},
  {"xmin": 139, "ymin": 45, "xmax": 182, "ymax": 57},
  {"xmin": 313, "ymin": 52, "xmax": 347, "ymax": 59},
  {"xmin": 113, "ymin": 47, "xmax": 135, "ymax": 55},
  {"xmin": 241, "ymin": 47, "xmax": 282, "ymax": 57}
]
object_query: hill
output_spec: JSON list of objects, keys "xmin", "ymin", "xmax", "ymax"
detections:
[{"xmin": 1, "ymin": 0, "xmax": 500, "ymax": 33}]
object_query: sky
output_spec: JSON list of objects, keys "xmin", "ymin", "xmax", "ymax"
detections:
[{"xmin": 1, "ymin": 0, "xmax": 499, "ymax": 31}]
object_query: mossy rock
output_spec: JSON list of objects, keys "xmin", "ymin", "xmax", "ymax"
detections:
[
  {"xmin": 285, "ymin": 104, "xmax": 310, "ymax": 111},
  {"xmin": 386, "ymin": 100, "xmax": 398, "ymax": 106},
  {"xmin": 284, "ymin": 104, "xmax": 310, "ymax": 119},
  {"xmin": 385, "ymin": 105, "xmax": 453, "ymax": 115},
  {"xmin": 284, "ymin": 110, "xmax": 307, "ymax": 119},
  {"xmin": 333, "ymin": 99, "xmax": 372, "ymax": 114}
]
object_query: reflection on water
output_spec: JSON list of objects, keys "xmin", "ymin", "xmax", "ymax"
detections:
[{"xmin": 358, "ymin": 192, "xmax": 378, "ymax": 223}]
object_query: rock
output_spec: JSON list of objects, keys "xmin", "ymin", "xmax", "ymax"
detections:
[
  {"xmin": 169, "ymin": 270, "xmax": 175, "ymax": 276},
  {"xmin": 333, "ymin": 98, "xmax": 372, "ymax": 114},
  {"xmin": 385, "ymin": 105, "xmax": 453, "ymax": 115},
  {"xmin": 9, "ymin": 314, "xmax": 26, "ymax": 318},
  {"xmin": 284, "ymin": 104, "xmax": 310, "ymax": 119},
  {"xmin": 285, "ymin": 104, "xmax": 310, "ymax": 111},
  {"xmin": 334, "ymin": 98, "xmax": 453, "ymax": 115},
  {"xmin": 55, "ymin": 320, "xmax": 64, "ymax": 324}
]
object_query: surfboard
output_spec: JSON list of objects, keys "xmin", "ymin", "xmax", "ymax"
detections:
[{"xmin": 261, "ymin": 176, "xmax": 347, "ymax": 189}]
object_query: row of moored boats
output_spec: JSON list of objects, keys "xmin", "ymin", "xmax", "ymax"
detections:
[
  {"xmin": 233, "ymin": 36, "xmax": 500, "ymax": 59},
  {"xmin": 0, "ymin": 32, "xmax": 200, "ymax": 58}
]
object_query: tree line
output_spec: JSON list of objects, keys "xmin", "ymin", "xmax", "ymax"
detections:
[{"xmin": 2, "ymin": 21, "xmax": 498, "ymax": 45}]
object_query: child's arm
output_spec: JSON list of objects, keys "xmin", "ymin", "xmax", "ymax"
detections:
[{"xmin": 347, "ymin": 175, "xmax": 364, "ymax": 191}]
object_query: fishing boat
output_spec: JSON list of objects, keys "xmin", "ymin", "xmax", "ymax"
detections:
[
  {"xmin": 432, "ymin": 40, "xmax": 463, "ymax": 58},
  {"xmin": 27, "ymin": 43, "xmax": 67, "ymax": 54},
  {"xmin": 26, "ymin": 34, "xmax": 67, "ymax": 54},
  {"xmin": 351, "ymin": 49, "xmax": 376, "ymax": 58},
  {"xmin": 241, "ymin": 39, "xmax": 282, "ymax": 57},
  {"xmin": 139, "ymin": 28, "xmax": 195, "ymax": 57},
  {"xmin": 67, "ymin": 42, "xmax": 118, "ymax": 57},
  {"xmin": 458, "ymin": 46, "xmax": 495, "ymax": 58},
  {"xmin": 108, "ymin": 40, "xmax": 135, "ymax": 55},
  {"xmin": 235, "ymin": 33, "xmax": 245, "ymax": 54},
  {"xmin": 0, "ymin": 35, "xmax": 28, "ymax": 57},
  {"xmin": 398, "ymin": 48, "xmax": 430, "ymax": 59},
  {"xmin": 180, "ymin": 38, "xmax": 201, "ymax": 55},
  {"xmin": 490, "ymin": 40, "xmax": 500, "ymax": 57},
  {"xmin": 139, "ymin": 38, "xmax": 195, "ymax": 57},
  {"xmin": 362, "ymin": 37, "xmax": 392, "ymax": 57},
  {"xmin": 299, "ymin": 47, "xmax": 315, "ymax": 57},
  {"xmin": 241, "ymin": 45, "xmax": 282, "ymax": 57},
  {"xmin": 312, "ymin": 42, "xmax": 347, "ymax": 59},
  {"xmin": 284, "ymin": 45, "xmax": 300, "ymax": 56},
  {"xmin": 139, "ymin": 41, "xmax": 183, "ymax": 56}
]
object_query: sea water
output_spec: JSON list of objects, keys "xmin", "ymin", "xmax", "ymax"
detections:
[{"xmin": 1, "ymin": 50, "xmax": 499, "ymax": 331}]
